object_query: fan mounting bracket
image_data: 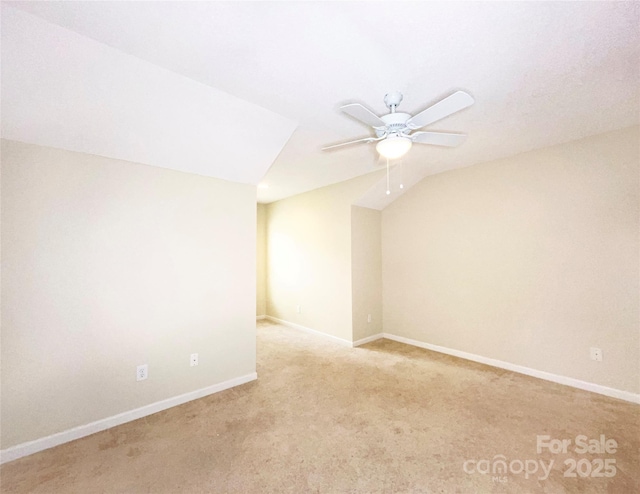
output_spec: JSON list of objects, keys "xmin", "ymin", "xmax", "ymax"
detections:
[{"xmin": 384, "ymin": 91, "xmax": 403, "ymax": 112}]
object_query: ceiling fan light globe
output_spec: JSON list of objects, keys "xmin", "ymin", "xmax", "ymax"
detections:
[{"xmin": 376, "ymin": 137, "xmax": 412, "ymax": 160}]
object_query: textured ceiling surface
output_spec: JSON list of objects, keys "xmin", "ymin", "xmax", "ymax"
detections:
[{"xmin": 5, "ymin": 1, "xmax": 640, "ymax": 207}]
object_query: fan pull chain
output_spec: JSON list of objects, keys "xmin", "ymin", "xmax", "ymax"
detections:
[
  {"xmin": 386, "ymin": 158, "xmax": 390, "ymax": 195},
  {"xmin": 399, "ymin": 161, "xmax": 404, "ymax": 190}
]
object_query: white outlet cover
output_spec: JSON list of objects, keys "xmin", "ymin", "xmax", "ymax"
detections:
[
  {"xmin": 190, "ymin": 353, "xmax": 199, "ymax": 367},
  {"xmin": 136, "ymin": 364, "xmax": 148, "ymax": 381}
]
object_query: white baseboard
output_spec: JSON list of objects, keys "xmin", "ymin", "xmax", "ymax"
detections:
[
  {"xmin": 268, "ymin": 316, "xmax": 638, "ymax": 404},
  {"xmin": 382, "ymin": 333, "xmax": 640, "ymax": 405},
  {"xmin": 0, "ymin": 372, "xmax": 257, "ymax": 465},
  {"xmin": 353, "ymin": 333, "xmax": 384, "ymax": 347},
  {"xmin": 264, "ymin": 316, "xmax": 383, "ymax": 348},
  {"xmin": 256, "ymin": 315, "xmax": 267, "ymax": 321},
  {"xmin": 265, "ymin": 316, "xmax": 353, "ymax": 347}
]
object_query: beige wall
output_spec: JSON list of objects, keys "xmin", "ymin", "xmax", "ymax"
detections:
[
  {"xmin": 256, "ymin": 203, "xmax": 267, "ymax": 317},
  {"xmin": 351, "ymin": 206, "xmax": 383, "ymax": 342},
  {"xmin": 382, "ymin": 126, "xmax": 639, "ymax": 393},
  {"xmin": 266, "ymin": 172, "xmax": 383, "ymax": 342},
  {"xmin": 1, "ymin": 139, "xmax": 257, "ymax": 449}
]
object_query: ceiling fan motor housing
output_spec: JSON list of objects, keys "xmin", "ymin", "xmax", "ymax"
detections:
[{"xmin": 375, "ymin": 112, "xmax": 411, "ymax": 137}]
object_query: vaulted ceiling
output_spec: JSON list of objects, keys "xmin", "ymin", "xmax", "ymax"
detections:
[{"xmin": 3, "ymin": 2, "xmax": 639, "ymax": 209}]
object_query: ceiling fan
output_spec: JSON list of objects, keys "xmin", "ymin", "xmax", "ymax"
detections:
[{"xmin": 323, "ymin": 91, "xmax": 474, "ymax": 160}]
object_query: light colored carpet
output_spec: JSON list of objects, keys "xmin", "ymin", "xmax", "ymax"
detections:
[{"xmin": 2, "ymin": 320, "xmax": 638, "ymax": 493}]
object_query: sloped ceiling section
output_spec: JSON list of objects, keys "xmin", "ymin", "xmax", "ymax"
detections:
[{"xmin": 0, "ymin": 6, "xmax": 297, "ymax": 185}]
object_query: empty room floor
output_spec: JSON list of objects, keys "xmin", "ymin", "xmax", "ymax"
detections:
[{"xmin": 2, "ymin": 320, "xmax": 638, "ymax": 493}]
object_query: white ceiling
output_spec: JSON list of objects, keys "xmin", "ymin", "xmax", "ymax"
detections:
[
  {"xmin": 1, "ymin": 6, "xmax": 297, "ymax": 185},
  {"xmin": 4, "ymin": 1, "xmax": 639, "ymax": 208}
]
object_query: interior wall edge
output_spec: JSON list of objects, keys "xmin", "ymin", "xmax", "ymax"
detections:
[{"xmin": 352, "ymin": 334, "xmax": 384, "ymax": 347}]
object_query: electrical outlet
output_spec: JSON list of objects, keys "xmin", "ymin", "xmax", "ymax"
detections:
[
  {"xmin": 296, "ymin": 305, "xmax": 301, "ymax": 314},
  {"xmin": 136, "ymin": 364, "xmax": 148, "ymax": 381},
  {"xmin": 367, "ymin": 314, "xmax": 372, "ymax": 323},
  {"xmin": 590, "ymin": 347, "xmax": 603, "ymax": 362},
  {"xmin": 190, "ymin": 353, "xmax": 199, "ymax": 367}
]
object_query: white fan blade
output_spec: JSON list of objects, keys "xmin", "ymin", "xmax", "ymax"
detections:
[
  {"xmin": 406, "ymin": 91, "xmax": 474, "ymax": 130},
  {"xmin": 340, "ymin": 103, "xmax": 386, "ymax": 129},
  {"xmin": 322, "ymin": 136, "xmax": 376, "ymax": 151},
  {"xmin": 411, "ymin": 131, "xmax": 467, "ymax": 147}
]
